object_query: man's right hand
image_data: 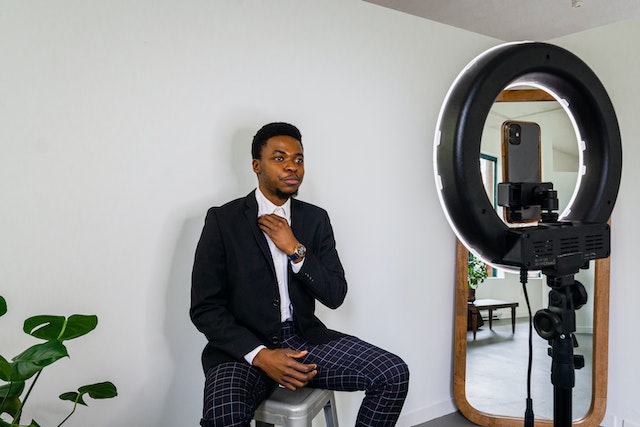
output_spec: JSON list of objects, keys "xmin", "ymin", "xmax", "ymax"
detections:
[{"xmin": 252, "ymin": 348, "xmax": 318, "ymax": 391}]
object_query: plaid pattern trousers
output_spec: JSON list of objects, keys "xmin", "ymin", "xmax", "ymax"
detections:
[{"xmin": 201, "ymin": 322, "xmax": 409, "ymax": 426}]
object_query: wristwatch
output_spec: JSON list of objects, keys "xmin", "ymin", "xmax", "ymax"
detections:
[{"xmin": 288, "ymin": 243, "xmax": 306, "ymax": 262}]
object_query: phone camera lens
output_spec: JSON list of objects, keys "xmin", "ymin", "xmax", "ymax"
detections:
[{"xmin": 509, "ymin": 124, "xmax": 522, "ymax": 145}]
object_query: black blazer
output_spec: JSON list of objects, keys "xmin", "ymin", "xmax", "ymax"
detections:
[{"xmin": 190, "ymin": 191, "xmax": 348, "ymax": 372}]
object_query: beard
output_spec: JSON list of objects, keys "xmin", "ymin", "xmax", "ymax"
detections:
[{"xmin": 276, "ymin": 188, "xmax": 298, "ymax": 200}]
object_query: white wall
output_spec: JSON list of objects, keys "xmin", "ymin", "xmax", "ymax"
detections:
[
  {"xmin": 0, "ymin": 1, "xmax": 497, "ymax": 426},
  {"xmin": 553, "ymin": 19, "xmax": 640, "ymax": 427}
]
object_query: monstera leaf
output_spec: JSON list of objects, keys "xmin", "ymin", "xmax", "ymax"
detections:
[
  {"xmin": 0, "ymin": 381, "xmax": 25, "ymax": 425},
  {"xmin": 0, "ymin": 295, "xmax": 114, "ymax": 426},
  {"xmin": 0, "ymin": 420, "xmax": 41, "ymax": 427},
  {"xmin": 10, "ymin": 341, "xmax": 68, "ymax": 381},
  {"xmin": 55, "ymin": 382, "xmax": 117, "ymax": 427},
  {"xmin": 0, "ymin": 355, "xmax": 11, "ymax": 381},
  {"xmin": 0, "ymin": 380, "xmax": 25, "ymax": 399},
  {"xmin": 0, "ymin": 386, "xmax": 23, "ymax": 419},
  {"xmin": 23, "ymin": 315, "xmax": 97, "ymax": 342},
  {"xmin": 59, "ymin": 382, "xmax": 118, "ymax": 406}
]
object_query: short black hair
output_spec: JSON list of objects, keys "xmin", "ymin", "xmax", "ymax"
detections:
[{"xmin": 251, "ymin": 122, "xmax": 302, "ymax": 159}]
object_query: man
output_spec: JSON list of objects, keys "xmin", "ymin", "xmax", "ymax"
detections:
[{"xmin": 190, "ymin": 122, "xmax": 409, "ymax": 426}]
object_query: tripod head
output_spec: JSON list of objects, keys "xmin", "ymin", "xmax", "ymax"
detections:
[{"xmin": 498, "ymin": 181, "xmax": 559, "ymax": 223}]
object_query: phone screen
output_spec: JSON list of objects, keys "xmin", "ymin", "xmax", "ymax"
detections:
[{"xmin": 501, "ymin": 120, "xmax": 542, "ymax": 223}]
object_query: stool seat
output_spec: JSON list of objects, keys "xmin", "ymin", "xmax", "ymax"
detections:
[{"xmin": 254, "ymin": 387, "xmax": 338, "ymax": 427}]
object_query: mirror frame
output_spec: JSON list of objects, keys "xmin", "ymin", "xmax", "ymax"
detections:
[
  {"xmin": 453, "ymin": 87, "xmax": 610, "ymax": 426},
  {"xmin": 453, "ymin": 238, "xmax": 610, "ymax": 426}
]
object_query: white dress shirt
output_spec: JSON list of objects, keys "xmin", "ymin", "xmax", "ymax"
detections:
[{"xmin": 244, "ymin": 188, "xmax": 305, "ymax": 364}]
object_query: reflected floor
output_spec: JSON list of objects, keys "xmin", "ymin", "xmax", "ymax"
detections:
[{"xmin": 466, "ymin": 317, "xmax": 592, "ymax": 421}]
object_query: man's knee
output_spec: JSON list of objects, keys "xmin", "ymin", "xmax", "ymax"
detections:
[
  {"xmin": 377, "ymin": 353, "xmax": 410, "ymax": 396},
  {"xmin": 389, "ymin": 355, "xmax": 410, "ymax": 389}
]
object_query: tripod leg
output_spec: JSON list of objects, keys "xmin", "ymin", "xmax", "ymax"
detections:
[{"xmin": 551, "ymin": 335, "xmax": 575, "ymax": 427}]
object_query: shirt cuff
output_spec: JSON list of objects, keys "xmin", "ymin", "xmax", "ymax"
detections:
[
  {"xmin": 244, "ymin": 345, "xmax": 267, "ymax": 365},
  {"xmin": 290, "ymin": 257, "xmax": 305, "ymax": 272}
]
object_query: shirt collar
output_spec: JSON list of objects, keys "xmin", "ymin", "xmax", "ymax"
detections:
[{"xmin": 255, "ymin": 187, "xmax": 291, "ymax": 221}]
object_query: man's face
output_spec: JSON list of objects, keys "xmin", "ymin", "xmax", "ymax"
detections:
[{"xmin": 252, "ymin": 135, "xmax": 305, "ymax": 205}]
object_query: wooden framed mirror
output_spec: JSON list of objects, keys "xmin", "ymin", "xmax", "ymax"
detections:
[
  {"xmin": 454, "ymin": 239, "xmax": 610, "ymax": 426},
  {"xmin": 452, "ymin": 88, "xmax": 610, "ymax": 426}
]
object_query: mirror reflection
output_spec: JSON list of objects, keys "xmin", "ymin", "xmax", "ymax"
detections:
[{"xmin": 464, "ymin": 88, "xmax": 594, "ymax": 420}]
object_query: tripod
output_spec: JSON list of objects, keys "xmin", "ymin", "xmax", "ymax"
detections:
[{"xmin": 534, "ymin": 254, "xmax": 589, "ymax": 427}]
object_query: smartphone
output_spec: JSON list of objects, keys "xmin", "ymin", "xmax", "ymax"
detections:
[{"xmin": 501, "ymin": 120, "xmax": 542, "ymax": 223}]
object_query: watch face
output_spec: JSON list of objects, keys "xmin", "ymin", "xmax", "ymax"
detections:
[
  {"xmin": 288, "ymin": 244, "xmax": 306, "ymax": 261},
  {"xmin": 296, "ymin": 244, "xmax": 306, "ymax": 257}
]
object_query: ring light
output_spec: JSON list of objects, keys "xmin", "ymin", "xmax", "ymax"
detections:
[{"xmin": 434, "ymin": 41, "xmax": 622, "ymax": 270}]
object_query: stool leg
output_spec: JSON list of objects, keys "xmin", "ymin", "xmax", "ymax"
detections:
[{"xmin": 323, "ymin": 395, "xmax": 339, "ymax": 427}]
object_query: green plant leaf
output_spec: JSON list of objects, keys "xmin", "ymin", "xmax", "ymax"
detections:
[
  {"xmin": 23, "ymin": 316, "xmax": 65, "ymax": 341},
  {"xmin": 78, "ymin": 382, "xmax": 117, "ymax": 399},
  {"xmin": 0, "ymin": 394, "xmax": 22, "ymax": 418},
  {"xmin": 10, "ymin": 341, "xmax": 68, "ymax": 381},
  {"xmin": 59, "ymin": 315, "xmax": 98, "ymax": 341},
  {"xmin": 0, "ymin": 383, "xmax": 23, "ymax": 423},
  {"xmin": 59, "ymin": 382, "xmax": 117, "ymax": 406},
  {"xmin": 0, "ymin": 356, "xmax": 11, "ymax": 381},
  {"xmin": 0, "ymin": 381, "xmax": 25, "ymax": 399},
  {"xmin": 59, "ymin": 391, "xmax": 86, "ymax": 406},
  {"xmin": 23, "ymin": 315, "xmax": 97, "ymax": 342},
  {"xmin": 0, "ymin": 420, "xmax": 39, "ymax": 427},
  {"xmin": 0, "ymin": 296, "xmax": 6, "ymax": 317},
  {"xmin": 0, "ymin": 418, "xmax": 14, "ymax": 427}
]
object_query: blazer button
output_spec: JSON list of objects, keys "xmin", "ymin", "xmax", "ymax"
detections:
[
  {"xmin": 271, "ymin": 336, "xmax": 280, "ymax": 345},
  {"xmin": 272, "ymin": 299, "xmax": 280, "ymax": 307}
]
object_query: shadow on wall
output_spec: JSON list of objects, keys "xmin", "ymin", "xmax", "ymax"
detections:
[
  {"xmin": 160, "ymin": 213, "xmax": 209, "ymax": 427},
  {"xmin": 157, "ymin": 125, "xmax": 261, "ymax": 426}
]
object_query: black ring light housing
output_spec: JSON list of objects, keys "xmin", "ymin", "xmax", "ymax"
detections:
[{"xmin": 434, "ymin": 42, "xmax": 622, "ymax": 271}]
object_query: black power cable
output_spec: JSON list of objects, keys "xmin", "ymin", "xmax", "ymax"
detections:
[{"xmin": 521, "ymin": 267, "xmax": 535, "ymax": 427}]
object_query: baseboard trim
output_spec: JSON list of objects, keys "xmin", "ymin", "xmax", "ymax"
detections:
[
  {"xmin": 396, "ymin": 398, "xmax": 457, "ymax": 427},
  {"xmin": 576, "ymin": 326, "xmax": 593, "ymax": 334}
]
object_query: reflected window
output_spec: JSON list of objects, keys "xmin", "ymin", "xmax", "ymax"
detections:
[
  {"xmin": 480, "ymin": 154, "xmax": 498, "ymax": 278},
  {"xmin": 480, "ymin": 154, "xmax": 497, "ymax": 209}
]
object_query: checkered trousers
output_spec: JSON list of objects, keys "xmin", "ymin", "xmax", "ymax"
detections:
[{"xmin": 200, "ymin": 322, "xmax": 410, "ymax": 426}]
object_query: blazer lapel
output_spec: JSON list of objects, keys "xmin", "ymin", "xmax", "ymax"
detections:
[
  {"xmin": 287, "ymin": 199, "xmax": 303, "ymax": 283},
  {"xmin": 290, "ymin": 198, "xmax": 305, "ymax": 243},
  {"xmin": 244, "ymin": 191, "xmax": 276, "ymax": 277}
]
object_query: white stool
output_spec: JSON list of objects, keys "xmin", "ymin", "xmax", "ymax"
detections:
[{"xmin": 254, "ymin": 387, "xmax": 339, "ymax": 427}]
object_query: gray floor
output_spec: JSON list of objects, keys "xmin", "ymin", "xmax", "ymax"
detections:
[
  {"xmin": 414, "ymin": 317, "xmax": 593, "ymax": 427},
  {"xmin": 415, "ymin": 411, "xmax": 479, "ymax": 426}
]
